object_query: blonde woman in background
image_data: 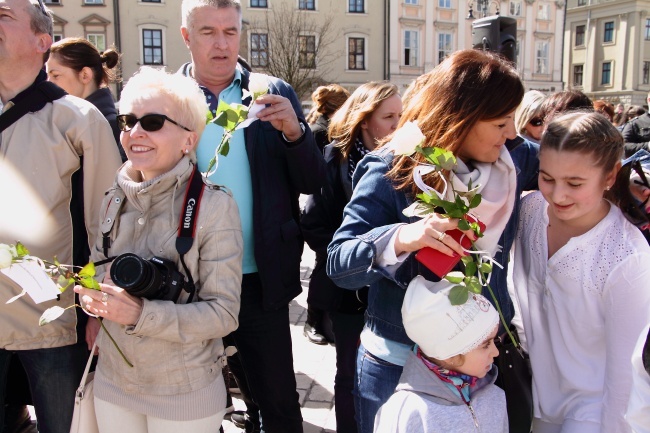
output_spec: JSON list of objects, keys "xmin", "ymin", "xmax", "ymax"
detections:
[{"xmin": 514, "ymin": 90, "xmax": 546, "ymax": 144}]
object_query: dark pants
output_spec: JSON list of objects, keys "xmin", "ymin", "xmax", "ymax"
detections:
[
  {"xmin": 331, "ymin": 312, "xmax": 364, "ymax": 433},
  {"xmin": 227, "ymin": 273, "xmax": 303, "ymax": 433},
  {"xmin": 0, "ymin": 344, "xmax": 87, "ymax": 433}
]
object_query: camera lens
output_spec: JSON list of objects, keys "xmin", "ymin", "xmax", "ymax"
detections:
[{"xmin": 110, "ymin": 253, "xmax": 163, "ymax": 298}]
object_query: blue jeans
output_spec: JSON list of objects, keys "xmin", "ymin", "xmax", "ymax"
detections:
[
  {"xmin": 353, "ymin": 344, "xmax": 404, "ymax": 433},
  {"xmin": 0, "ymin": 344, "xmax": 87, "ymax": 433}
]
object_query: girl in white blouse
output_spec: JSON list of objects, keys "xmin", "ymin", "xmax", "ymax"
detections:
[{"xmin": 511, "ymin": 111, "xmax": 650, "ymax": 433}]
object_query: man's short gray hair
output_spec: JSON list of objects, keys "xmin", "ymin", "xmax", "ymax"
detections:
[
  {"xmin": 181, "ymin": 0, "xmax": 241, "ymax": 29},
  {"xmin": 27, "ymin": 0, "xmax": 53, "ymax": 37}
]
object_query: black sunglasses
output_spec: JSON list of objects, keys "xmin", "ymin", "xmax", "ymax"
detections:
[
  {"xmin": 117, "ymin": 114, "xmax": 191, "ymax": 133},
  {"xmin": 36, "ymin": 0, "xmax": 49, "ymax": 16},
  {"xmin": 529, "ymin": 118, "xmax": 544, "ymax": 127}
]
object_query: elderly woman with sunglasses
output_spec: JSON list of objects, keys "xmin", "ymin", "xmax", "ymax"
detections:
[
  {"xmin": 514, "ymin": 90, "xmax": 546, "ymax": 144},
  {"xmin": 75, "ymin": 66, "xmax": 243, "ymax": 433}
]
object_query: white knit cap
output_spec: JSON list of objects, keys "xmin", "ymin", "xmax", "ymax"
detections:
[{"xmin": 402, "ymin": 275, "xmax": 500, "ymax": 360}]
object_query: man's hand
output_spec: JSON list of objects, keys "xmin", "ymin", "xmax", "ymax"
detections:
[{"xmin": 253, "ymin": 94, "xmax": 303, "ymax": 141}]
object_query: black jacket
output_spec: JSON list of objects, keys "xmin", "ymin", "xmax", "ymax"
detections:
[
  {"xmin": 301, "ymin": 144, "xmax": 368, "ymax": 313},
  {"xmin": 309, "ymin": 115, "xmax": 330, "ymax": 153},
  {"xmin": 622, "ymin": 112, "xmax": 650, "ymax": 158},
  {"xmin": 86, "ymin": 87, "xmax": 126, "ymax": 162}
]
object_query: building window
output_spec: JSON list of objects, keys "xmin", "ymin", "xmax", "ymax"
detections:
[
  {"xmin": 575, "ymin": 25, "xmax": 585, "ymax": 46},
  {"xmin": 143, "ymin": 29, "xmax": 163, "ymax": 65},
  {"xmin": 601, "ymin": 61, "xmax": 612, "ymax": 85},
  {"xmin": 299, "ymin": 35, "xmax": 316, "ymax": 69},
  {"xmin": 87, "ymin": 34, "xmax": 105, "ymax": 51},
  {"xmin": 509, "ymin": 0, "xmax": 521, "ymax": 17},
  {"xmin": 438, "ymin": 33, "xmax": 453, "ymax": 64},
  {"xmin": 438, "ymin": 0, "xmax": 450, "ymax": 7},
  {"xmin": 299, "ymin": 0, "xmax": 315, "ymax": 10},
  {"xmin": 573, "ymin": 64, "xmax": 583, "ymax": 86},
  {"xmin": 142, "ymin": 0, "xmax": 162, "ymax": 2},
  {"xmin": 84, "ymin": 0, "xmax": 103, "ymax": 3},
  {"xmin": 603, "ymin": 21, "xmax": 614, "ymax": 43},
  {"xmin": 251, "ymin": 0, "xmax": 267, "ymax": 7},
  {"xmin": 537, "ymin": 3, "xmax": 549, "ymax": 20},
  {"xmin": 577, "ymin": 0, "xmax": 586, "ymax": 4},
  {"xmin": 406, "ymin": 0, "xmax": 419, "ymax": 4},
  {"xmin": 348, "ymin": 0, "xmax": 364, "ymax": 13},
  {"xmin": 53, "ymin": 33, "xmax": 63, "ymax": 42},
  {"xmin": 250, "ymin": 33, "xmax": 268, "ymax": 68},
  {"xmin": 348, "ymin": 37, "xmax": 365, "ymax": 70},
  {"xmin": 44, "ymin": 0, "xmax": 60, "ymax": 3},
  {"xmin": 644, "ymin": 62, "xmax": 650, "ymax": 85},
  {"xmin": 404, "ymin": 30, "xmax": 419, "ymax": 66},
  {"xmin": 646, "ymin": 19, "xmax": 650, "ymax": 41},
  {"xmin": 535, "ymin": 41, "xmax": 548, "ymax": 74}
]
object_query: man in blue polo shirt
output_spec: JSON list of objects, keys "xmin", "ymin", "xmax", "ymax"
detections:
[{"xmin": 179, "ymin": 1, "xmax": 326, "ymax": 432}]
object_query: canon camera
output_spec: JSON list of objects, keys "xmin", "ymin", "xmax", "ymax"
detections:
[{"xmin": 110, "ymin": 253, "xmax": 186, "ymax": 302}]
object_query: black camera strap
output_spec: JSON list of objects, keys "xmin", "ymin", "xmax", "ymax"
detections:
[{"xmin": 175, "ymin": 166, "xmax": 205, "ymax": 303}]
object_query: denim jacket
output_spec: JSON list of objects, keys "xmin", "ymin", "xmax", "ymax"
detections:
[{"xmin": 326, "ymin": 139, "xmax": 538, "ymax": 346}]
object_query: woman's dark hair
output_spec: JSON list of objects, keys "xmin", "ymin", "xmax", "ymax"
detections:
[
  {"xmin": 540, "ymin": 111, "xmax": 644, "ymax": 223},
  {"xmin": 385, "ymin": 49, "xmax": 524, "ymax": 196},
  {"xmin": 50, "ymin": 37, "xmax": 120, "ymax": 88},
  {"xmin": 539, "ymin": 90, "xmax": 593, "ymax": 124}
]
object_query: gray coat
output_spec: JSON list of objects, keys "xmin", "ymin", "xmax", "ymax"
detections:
[{"xmin": 374, "ymin": 352, "xmax": 508, "ymax": 433}]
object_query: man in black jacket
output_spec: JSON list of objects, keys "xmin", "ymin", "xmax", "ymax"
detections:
[
  {"xmin": 622, "ymin": 92, "xmax": 650, "ymax": 157},
  {"xmin": 179, "ymin": 1, "xmax": 326, "ymax": 432}
]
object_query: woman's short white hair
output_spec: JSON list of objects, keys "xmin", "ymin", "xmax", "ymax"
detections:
[
  {"xmin": 119, "ymin": 66, "xmax": 208, "ymax": 138},
  {"xmin": 515, "ymin": 90, "xmax": 546, "ymax": 135}
]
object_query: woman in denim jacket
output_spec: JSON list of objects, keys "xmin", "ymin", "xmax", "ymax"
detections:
[{"xmin": 326, "ymin": 50, "xmax": 538, "ymax": 433}]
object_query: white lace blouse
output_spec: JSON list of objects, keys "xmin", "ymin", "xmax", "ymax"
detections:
[{"xmin": 511, "ymin": 191, "xmax": 650, "ymax": 433}]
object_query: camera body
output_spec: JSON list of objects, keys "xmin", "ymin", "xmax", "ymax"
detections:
[{"xmin": 110, "ymin": 253, "xmax": 186, "ymax": 302}]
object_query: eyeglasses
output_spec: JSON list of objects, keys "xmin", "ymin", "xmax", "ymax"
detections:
[
  {"xmin": 36, "ymin": 0, "xmax": 49, "ymax": 17},
  {"xmin": 529, "ymin": 118, "xmax": 544, "ymax": 127},
  {"xmin": 117, "ymin": 114, "xmax": 191, "ymax": 133}
]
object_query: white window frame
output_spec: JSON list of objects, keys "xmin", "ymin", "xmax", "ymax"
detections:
[
  {"xmin": 86, "ymin": 33, "xmax": 105, "ymax": 52},
  {"xmin": 298, "ymin": 34, "xmax": 317, "ymax": 69},
  {"xmin": 83, "ymin": 0, "xmax": 103, "ymax": 4},
  {"xmin": 298, "ymin": 0, "xmax": 316, "ymax": 10},
  {"xmin": 405, "ymin": 0, "xmax": 418, "ymax": 4},
  {"xmin": 603, "ymin": 21, "xmax": 614, "ymax": 44},
  {"xmin": 348, "ymin": 0, "xmax": 365, "ymax": 13},
  {"xmin": 438, "ymin": 0, "xmax": 451, "ymax": 8},
  {"xmin": 346, "ymin": 35, "xmax": 367, "ymax": 71},
  {"xmin": 403, "ymin": 30, "xmax": 419, "ymax": 67},
  {"xmin": 437, "ymin": 33, "xmax": 453, "ymax": 65},
  {"xmin": 573, "ymin": 64, "xmax": 583, "ymax": 87},
  {"xmin": 138, "ymin": 24, "xmax": 166, "ymax": 66},
  {"xmin": 575, "ymin": 24, "xmax": 585, "ymax": 47},
  {"xmin": 535, "ymin": 40, "xmax": 548, "ymax": 74},
  {"xmin": 509, "ymin": 0, "xmax": 522, "ymax": 17},
  {"xmin": 251, "ymin": 0, "xmax": 268, "ymax": 8},
  {"xmin": 537, "ymin": 3, "xmax": 549, "ymax": 20},
  {"xmin": 601, "ymin": 61, "xmax": 612, "ymax": 86},
  {"xmin": 250, "ymin": 32, "xmax": 269, "ymax": 68},
  {"xmin": 53, "ymin": 33, "xmax": 63, "ymax": 42}
]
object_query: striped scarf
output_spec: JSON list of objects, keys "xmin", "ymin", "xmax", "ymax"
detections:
[{"xmin": 348, "ymin": 137, "xmax": 371, "ymax": 182}]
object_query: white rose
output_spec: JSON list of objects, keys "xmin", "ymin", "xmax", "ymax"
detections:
[
  {"xmin": 388, "ymin": 121, "xmax": 425, "ymax": 156},
  {"xmin": 248, "ymin": 74, "xmax": 269, "ymax": 99},
  {"xmin": 0, "ymin": 248, "xmax": 12, "ymax": 269}
]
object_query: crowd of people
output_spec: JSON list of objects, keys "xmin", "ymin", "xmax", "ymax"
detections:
[{"xmin": 1, "ymin": 1, "xmax": 650, "ymax": 433}]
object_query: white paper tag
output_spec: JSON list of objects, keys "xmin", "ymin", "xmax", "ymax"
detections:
[{"xmin": 1, "ymin": 262, "xmax": 60, "ymax": 304}]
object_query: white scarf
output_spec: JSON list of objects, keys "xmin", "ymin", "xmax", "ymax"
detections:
[{"xmin": 449, "ymin": 147, "xmax": 516, "ymax": 256}]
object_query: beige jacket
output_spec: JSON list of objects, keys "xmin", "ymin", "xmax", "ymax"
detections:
[
  {"xmin": 93, "ymin": 158, "xmax": 243, "ymax": 396},
  {"xmin": 0, "ymin": 94, "xmax": 122, "ymax": 350}
]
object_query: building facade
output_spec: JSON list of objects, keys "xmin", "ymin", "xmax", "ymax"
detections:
[
  {"xmin": 389, "ymin": 0, "xmax": 564, "ymax": 94},
  {"xmin": 563, "ymin": 0, "xmax": 650, "ymax": 106}
]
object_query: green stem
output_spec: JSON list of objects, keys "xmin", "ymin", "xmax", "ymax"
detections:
[
  {"xmin": 485, "ymin": 283, "xmax": 517, "ymax": 348},
  {"xmin": 98, "ymin": 318, "xmax": 133, "ymax": 368}
]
